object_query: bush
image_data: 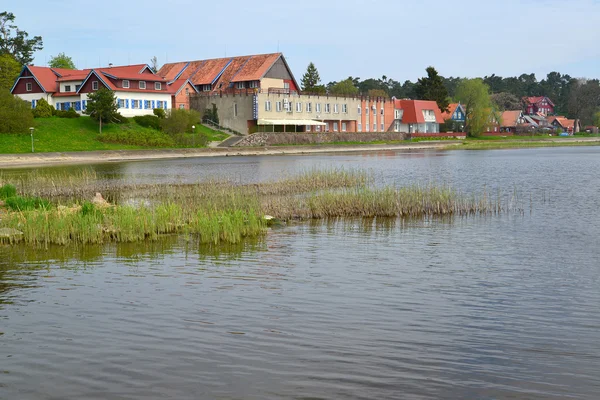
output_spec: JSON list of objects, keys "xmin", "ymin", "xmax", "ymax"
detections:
[
  {"xmin": 161, "ymin": 109, "xmax": 201, "ymax": 135},
  {"xmin": 112, "ymin": 113, "xmax": 128, "ymax": 124},
  {"xmin": 33, "ymin": 98, "xmax": 54, "ymax": 118},
  {"xmin": 0, "ymin": 90, "xmax": 34, "ymax": 134},
  {"xmin": 0, "ymin": 184, "xmax": 17, "ymax": 200},
  {"xmin": 134, "ymin": 115, "xmax": 161, "ymax": 130},
  {"xmin": 98, "ymin": 129, "xmax": 175, "ymax": 147},
  {"xmin": 54, "ymin": 108, "xmax": 80, "ymax": 118},
  {"xmin": 5, "ymin": 195, "xmax": 51, "ymax": 211},
  {"xmin": 153, "ymin": 108, "xmax": 166, "ymax": 119}
]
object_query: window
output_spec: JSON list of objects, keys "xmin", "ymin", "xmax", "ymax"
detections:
[
  {"xmin": 381, "ymin": 108, "xmax": 384, "ymax": 115},
  {"xmin": 179, "ymin": 104, "xmax": 185, "ymax": 109},
  {"xmin": 333, "ymin": 122, "xmax": 339, "ymax": 132},
  {"xmin": 65, "ymin": 85, "xmax": 71, "ymax": 92},
  {"xmin": 373, "ymin": 124, "xmax": 377, "ymax": 132},
  {"xmin": 366, "ymin": 107, "xmax": 369, "ymax": 115},
  {"xmin": 71, "ymin": 102, "xmax": 78, "ymax": 110},
  {"xmin": 334, "ymin": 104, "xmax": 339, "ymax": 113},
  {"xmin": 358, "ymin": 123, "xmax": 362, "ymax": 132},
  {"xmin": 203, "ymin": 85, "xmax": 211, "ymax": 92},
  {"xmin": 296, "ymin": 102, "xmax": 302, "ymax": 112},
  {"xmin": 139, "ymin": 81, "xmax": 146, "ymax": 90},
  {"xmin": 306, "ymin": 125, "xmax": 311, "ymax": 132},
  {"xmin": 265, "ymin": 100, "xmax": 272, "ymax": 111},
  {"xmin": 92, "ymin": 81, "xmax": 98, "ymax": 90},
  {"xmin": 325, "ymin": 103, "xmax": 331, "ymax": 113},
  {"xmin": 365, "ymin": 122, "xmax": 370, "ymax": 132},
  {"xmin": 325, "ymin": 123, "xmax": 330, "ymax": 132},
  {"xmin": 26, "ymin": 82, "xmax": 32, "ymax": 92},
  {"xmin": 306, "ymin": 103, "xmax": 312, "ymax": 112},
  {"xmin": 185, "ymin": 88, "xmax": 189, "ymax": 95},
  {"xmin": 75, "ymin": 84, "xmax": 81, "ymax": 92},
  {"xmin": 316, "ymin": 125, "xmax": 321, "ymax": 132},
  {"xmin": 342, "ymin": 122, "xmax": 347, "ymax": 132},
  {"xmin": 395, "ymin": 110, "xmax": 401, "ymax": 119},
  {"xmin": 155, "ymin": 82, "xmax": 161, "ymax": 90},
  {"xmin": 316, "ymin": 103, "xmax": 321, "ymax": 113},
  {"xmin": 234, "ymin": 103, "xmax": 238, "ymax": 117},
  {"xmin": 342, "ymin": 104, "xmax": 348, "ymax": 113},
  {"xmin": 357, "ymin": 106, "xmax": 361, "ymax": 114},
  {"xmin": 236, "ymin": 82, "xmax": 245, "ymax": 89},
  {"xmin": 132, "ymin": 100, "xmax": 139, "ymax": 109},
  {"xmin": 249, "ymin": 81, "xmax": 259, "ymax": 89},
  {"xmin": 118, "ymin": 99, "xmax": 125, "ymax": 108},
  {"xmin": 276, "ymin": 101, "xmax": 282, "ymax": 112},
  {"xmin": 381, "ymin": 123, "xmax": 384, "ymax": 131},
  {"xmin": 123, "ymin": 80, "xmax": 130, "ymax": 89},
  {"xmin": 395, "ymin": 121, "xmax": 400, "ymax": 131},
  {"xmin": 144, "ymin": 100, "xmax": 152, "ymax": 109}
]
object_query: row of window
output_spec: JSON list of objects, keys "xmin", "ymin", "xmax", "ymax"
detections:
[
  {"xmin": 265, "ymin": 101, "xmax": 350, "ymax": 114},
  {"xmin": 357, "ymin": 123, "xmax": 385, "ymax": 132},
  {"xmin": 122, "ymin": 80, "xmax": 162, "ymax": 90},
  {"xmin": 116, "ymin": 99, "xmax": 168, "ymax": 110},
  {"xmin": 358, "ymin": 106, "xmax": 385, "ymax": 116}
]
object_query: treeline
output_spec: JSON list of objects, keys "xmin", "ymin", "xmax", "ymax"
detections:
[{"xmin": 302, "ymin": 63, "xmax": 600, "ymax": 126}]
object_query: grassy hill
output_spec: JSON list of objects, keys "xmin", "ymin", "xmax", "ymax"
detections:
[{"xmin": 0, "ymin": 116, "xmax": 228, "ymax": 154}]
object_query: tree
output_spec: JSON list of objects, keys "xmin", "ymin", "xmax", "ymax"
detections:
[
  {"xmin": 0, "ymin": 52, "xmax": 20, "ymax": 91},
  {"xmin": 0, "ymin": 12, "xmax": 43, "ymax": 65},
  {"xmin": 456, "ymin": 78, "xmax": 493, "ymax": 137},
  {"xmin": 491, "ymin": 92, "xmax": 521, "ymax": 111},
  {"xmin": 414, "ymin": 66, "xmax": 450, "ymax": 112},
  {"xmin": 48, "ymin": 52, "xmax": 75, "ymax": 69},
  {"xmin": 593, "ymin": 111, "xmax": 600, "ymax": 128},
  {"xmin": 84, "ymin": 88, "xmax": 118, "ymax": 133},
  {"xmin": 368, "ymin": 89, "xmax": 388, "ymax": 98},
  {"xmin": 567, "ymin": 79, "xmax": 600, "ymax": 128},
  {"xmin": 32, "ymin": 98, "xmax": 53, "ymax": 118},
  {"xmin": 150, "ymin": 56, "xmax": 159, "ymax": 73},
  {"xmin": 329, "ymin": 78, "xmax": 359, "ymax": 96},
  {"xmin": 0, "ymin": 89, "xmax": 34, "ymax": 133},
  {"xmin": 301, "ymin": 62, "xmax": 321, "ymax": 92}
]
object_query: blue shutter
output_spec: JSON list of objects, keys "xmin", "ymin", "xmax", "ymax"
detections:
[
  {"xmin": 152, "ymin": 100, "xmax": 155, "ymax": 109},
  {"xmin": 31, "ymin": 100, "xmax": 36, "ymax": 109},
  {"xmin": 125, "ymin": 99, "xmax": 129, "ymax": 109},
  {"xmin": 65, "ymin": 102, "xmax": 70, "ymax": 110},
  {"xmin": 82, "ymin": 100, "xmax": 87, "ymax": 110},
  {"xmin": 75, "ymin": 101, "xmax": 81, "ymax": 111}
]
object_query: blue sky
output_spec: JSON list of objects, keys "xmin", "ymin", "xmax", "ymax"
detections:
[{"xmin": 11, "ymin": 0, "xmax": 600, "ymax": 83}]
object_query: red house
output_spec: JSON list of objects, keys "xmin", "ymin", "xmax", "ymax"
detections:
[{"xmin": 523, "ymin": 96, "xmax": 554, "ymax": 116}]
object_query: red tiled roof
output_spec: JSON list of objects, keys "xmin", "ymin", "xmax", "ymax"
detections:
[
  {"xmin": 167, "ymin": 79, "xmax": 197, "ymax": 95},
  {"xmin": 233, "ymin": 53, "xmax": 281, "ymax": 82},
  {"xmin": 501, "ymin": 110, "xmax": 523, "ymax": 127},
  {"xmin": 440, "ymin": 103, "xmax": 463, "ymax": 120},
  {"xmin": 523, "ymin": 96, "xmax": 555, "ymax": 107},
  {"xmin": 158, "ymin": 62, "xmax": 189, "ymax": 81},
  {"xmin": 188, "ymin": 58, "xmax": 231, "ymax": 86},
  {"xmin": 27, "ymin": 66, "xmax": 60, "ymax": 92},
  {"xmin": 395, "ymin": 99, "xmax": 444, "ymax": 124},
  {"xmin": 100, "ymin": 72, "xmax": 166, "ymax": 82},
  {"xmin": 56, "ymin": 70, "xmax": 92, "ymax": 81},
  {"xmin": 553, "ymin": 117, "xmax": 575, "ymax": 129}
]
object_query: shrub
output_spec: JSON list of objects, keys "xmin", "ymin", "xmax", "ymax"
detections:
[
  {"xmin": 98, "ymin": 129, "xmax": 175, "ymax": 147},
  {"xmin": 153, "ymin": 108, "xmax": 166, "ymax": 119},
  {"xmin": 202, "ymin": 103, "xmax": 219, "ymax": 124},
  {"xmin": 33, "ymin": 98, "xmax": 54, "ymax": 118},
  {"xmin": 161, "ymin": 109, "xmax": 201, "ymax": 135},
  {"xmin": 5, "ymin": 195, "xmax": 51, "ymax": 211},
  {"xmin": 0, "ymin": 89, "xmax": 34, "ymax": 134},
  {"xmin": 134, "ymin": 115, "xmax": 161, "ymax": 130},
  {"xmin": 0, "ymin": 184, "xmax": 17, "ymax": 199},
  {"xmin": 112, "ymin": 113, "xmax": 128, "ymax": 124},
  {"xmin": 54, "ymin": 108, "xmax": 80, "ymax": 118}
]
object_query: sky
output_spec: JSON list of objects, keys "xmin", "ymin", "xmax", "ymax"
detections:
[{"xmin": 9, "ymin": 0, "xmax": 600, "ymax": 83}]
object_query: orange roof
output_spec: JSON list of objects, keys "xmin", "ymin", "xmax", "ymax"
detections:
[
  {"xmin": 501, "ymin": 110, "xmax": 523, "ymax": 127},
  {"xmin": 233, "ymin": 53, "xmax": 281, "ymax": 81},
  {"xmin": 167, "ymin": 79, "xmax": 197, "ymax": 95},
  {"xmin": 523, "ymin": 96, "xmax": 555, "ymax": 106},
  {"xmin": 395, "ymin": 99, "xmax": 444, "ymax": 124},
  {"xmin": 553, "ymin": 117, "xmax": 575, "ymax": 129},
  {"xmin": 27, "ymin": 66, "xmax": 60, "ymax": 92},
  {"xmin": 159, "ymin": 62, "xmax": 189, "ymax": 81},
  {"xmin": 56, "ymin": 69, "xmax": 92, "ymax": 81}
]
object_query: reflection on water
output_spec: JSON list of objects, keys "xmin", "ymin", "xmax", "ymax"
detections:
[{"xmin": 2, "ymin": 147, "xmax": 600, "ymax": 399}]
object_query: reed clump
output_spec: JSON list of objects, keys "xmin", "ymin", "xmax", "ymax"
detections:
[{"xmin": 0, "ymin": 168, "xmax": 515, "ymax": 246}]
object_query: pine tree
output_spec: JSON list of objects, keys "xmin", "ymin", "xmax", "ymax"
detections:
[
  {"xmin": 301, "ymin": 62, "xmax": 321, "ymax": 92},
  {"xmin": 414, "ymin": 67, "xmax": 450, "ymax": 112},
  {"xmin": 85, "ymin": 88, "xmax": 118, "ymax": 133}
]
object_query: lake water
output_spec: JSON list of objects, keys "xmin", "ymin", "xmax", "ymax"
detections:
[{"xmin": 2, "ymin": 147, "xmax": 600, "ymax": 399}]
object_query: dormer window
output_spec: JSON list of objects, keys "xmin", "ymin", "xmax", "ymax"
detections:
[
  {"xmin": 203, "ymin": 85, "xmax": 211, "ymax": 92},
  {"xmin": 65, "ymin": 85, "xmax": 71, "ymax": 92},
  {"xmin": 92, "ymin": 81, "xmax": 98, "ymax": 90},
  {"xmin": 155, "ymin": 82, "xmax": 161, "ymax": 90},
  {"xmin": 249, "ymin": 81, "xmax": 258, "ymax": 89},
  {"xmin": 26, "ymin": 82, "xmax": 32, "ymax": 92},
  {"xmin": 236, "ymin": 82, "xmax": 245, "ymax": 89},
  {"xmin": 123, "ymin": 80, "xmax": 130, "ymax": 89},
  {"xmin": 139, "ymin": 81, "xmax": 146, "ymax": 90}
]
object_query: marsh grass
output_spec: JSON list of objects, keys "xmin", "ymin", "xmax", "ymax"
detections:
[{"xmin": 0, "ymin": 168, "xmax": 519, "ymax": 246}]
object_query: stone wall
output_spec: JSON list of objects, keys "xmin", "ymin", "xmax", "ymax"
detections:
[
  {"xmin": 190, "ymin": 93, "xmax": 254, "ymax": 134},
  {"xmin": 235, "ymin": 132, "xmax": 409, "ymax": 147}
]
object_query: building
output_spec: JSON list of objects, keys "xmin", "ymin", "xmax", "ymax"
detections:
[
  {"xmin": 440, "ymin": 103, "xmax": 466, "ymax": 123},
  {"xmin": 523, "ymin": 96, "xmax": 555, "ymax": 116},
  {"xmin": 358, "ymin": 97, "xmax": 395, "ymax": 133},
  {"xmin": 11, "ymin": 64, "xmax": 175, "ymax": 116},
  {"xmin": 159, "ymin": 53, "xmax": 299, "ymax": 95},
  {"xmin": 500, "ymin": 110, "xmax": 526, "ymax": 133},
  {"xmin": 392, "ymin": 99, "xmax": 444, "ymax": 133},
  {"xmin": 550, "ymin": 116, "xmax": 578, "ymax": 134}
]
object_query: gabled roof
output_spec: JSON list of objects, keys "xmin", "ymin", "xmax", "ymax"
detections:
[
  {"xmin": 394, "ymin": 99, "xmax": 444, "ymax": 124},
  {"xmin": 158, "ymin": 53, "xmax": 297, "ymax": 91},
  {"xmin": 523, "ymin": 96, "xmax": 555, "ymax": 107},
  {"xmin": 440, "ymin": 103, "xmax": 464, "ymax": 120},
  {"xmin": 167, "ymin": 79, "xmax": 199, "ymax": 95},
  {"xmin": 552, "ymin": 117, "xmax": 575, "ymax": 129},
  {"xmin": 78, "ymin": 70, "xmax": 115, "ymax": 92},
  {"xmin": 56, "ymin": 69, "xmax": 92, "ymax": 82},
  {"xmin": 500, "ymin": 110, "xmax": 523, "ymax": 127},
  {"xmin": 26, "ymin": 66, "xmax": 60, "ymax": 92}
]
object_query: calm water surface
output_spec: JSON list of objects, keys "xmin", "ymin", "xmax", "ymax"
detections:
[{"xmin": 1, "ymin": 148, "xmax": 600, "ymax": 399}]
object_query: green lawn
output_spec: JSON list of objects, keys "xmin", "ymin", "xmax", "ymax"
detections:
[{"xmin": 0, "ymin": 117, "xmax": 228, "ymax": 154}]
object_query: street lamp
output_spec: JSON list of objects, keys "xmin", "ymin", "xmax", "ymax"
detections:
[
  {"xmin": 29, "ymin": 127, "xmax": 35, "ymax": 153},
  {"xmin": 191, "ymin": 125, "xmax": 196, "ymax": 146}
]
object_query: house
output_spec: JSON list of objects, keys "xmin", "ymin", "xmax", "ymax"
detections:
[
  {"xmin": 500, "ymin": 110, "xmax": 526, "ymax": 133},
  {"xmin": 167, "ymin": 79, "xmax": 199, "ymax": 110},
  {"xmin": 158, "ymin": 53, "xmax": 299, "ymax": 95},
  {"xmin": 523, "ymin": 96, "xmax": 555, "ymax": 116},
  {"xmin": 392, "ymin": 99, "xmax": 444, "ymax": 133},
  {"xmin": 358, "ymin": 97, "xmax": 395, "ymax": 133},
  {"xmin": 440, "ymin": 103, "xmax": 466, "ymax": 123},
  {"xmin": 11, "ymin": 64, "xmax": 176, "ymax": 116},
  {"xmin": 550, "ymin": 116, "xmax": 578, "ymax": 134}
]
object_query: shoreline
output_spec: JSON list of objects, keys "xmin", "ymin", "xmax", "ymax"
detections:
[
  {"xmin": 0, "ymin": 138, "xmax": 599, "ymax": 168},
  {"xmin": 0, "ymin": 142, "xmax": 459, "ymax": 168}
]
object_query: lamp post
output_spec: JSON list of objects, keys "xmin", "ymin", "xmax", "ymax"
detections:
[
  {"xmin": 29, "ymin": 127, "xmax": 35, "ymax": 153},
  {"xmin": 192, "ymin": 125, "xmax": 196, "ymax": 146}
]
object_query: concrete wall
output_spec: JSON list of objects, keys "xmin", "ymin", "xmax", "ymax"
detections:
[
  {"xmin": 190, "ymin": 93, "xmax": 255, "ymax": 134},
  {"xmin": 257, "ymin": 92, "xmax": 361, "ymax": 122}
]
